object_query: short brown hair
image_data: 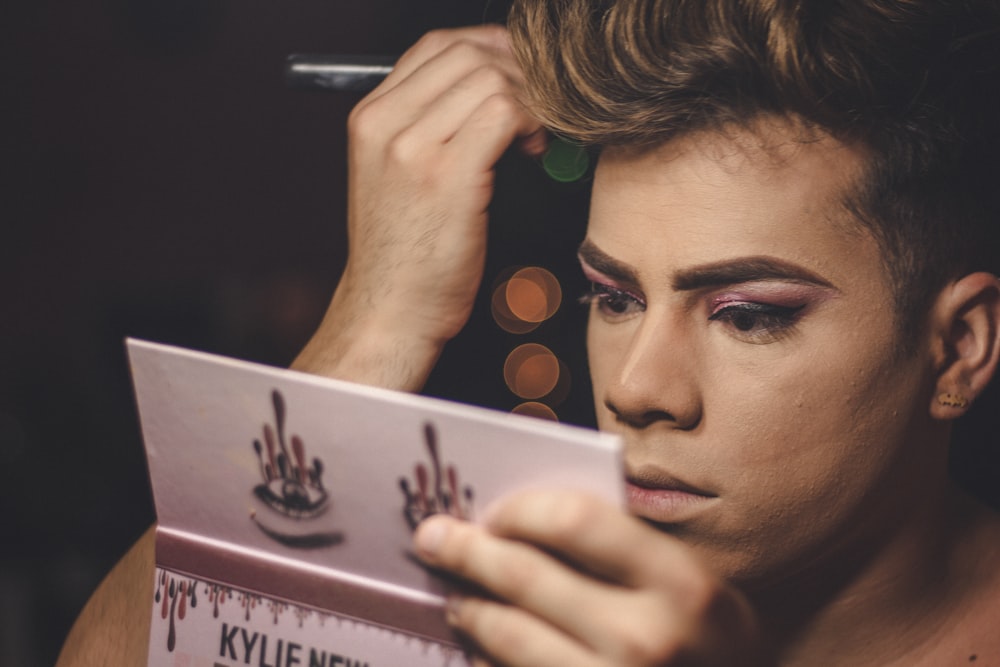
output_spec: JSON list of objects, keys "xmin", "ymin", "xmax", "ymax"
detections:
[{"xmin": 508, "ymin": 0, "xmax": 1000, "ymax": 331}]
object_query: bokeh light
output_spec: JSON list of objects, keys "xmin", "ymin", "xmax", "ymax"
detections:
[
  {"xmin": 542, "ymin": 137, "xmax": 591, "ymax": 183},
  {"xmin": 491, "ymin": 266, "xmax": 562, "ymax": 333},
  {"xmin": 492, "ymin": 281, "xmax": 540, "ymax": 334},
  {"xmin": 506, "ymin": 267, "xmax": 561, "ymax": 322},
  {"xmin": 543, "ymin": 358, "xmax": 572, "ymax": 408},
  {"xmin": 504, "ymin": 343, "xmax": 560, "ymax": 399},
  {"xmin": 492, "ymin": 266, "xmax": 567, "ymax": 419},
  {"xmin": 511, "ymin": 402, "xmax": 559, "ymax": 421}
]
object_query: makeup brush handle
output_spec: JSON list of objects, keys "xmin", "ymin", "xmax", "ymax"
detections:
[{"xmin": 285, "ymin": 54, "xmax": 395, "ymax": 92}]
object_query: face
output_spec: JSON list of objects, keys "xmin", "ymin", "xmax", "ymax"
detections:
[{"xmin": 583, "ymin": 121, "xmax": 942, "ymax": 588}]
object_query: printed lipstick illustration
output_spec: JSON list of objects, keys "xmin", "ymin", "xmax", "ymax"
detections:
[
  {"xmin": 251, "ymin": 390, "xmax": 342, "ymax": 548},
  {"xmin": 399, "ymin": 422, "xmax": 474, "ymax": 530}
]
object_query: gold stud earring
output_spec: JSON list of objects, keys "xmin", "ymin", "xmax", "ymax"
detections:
[{"xmin": 937, "ymin": 392, "xmax": 969, "ymax": 408}]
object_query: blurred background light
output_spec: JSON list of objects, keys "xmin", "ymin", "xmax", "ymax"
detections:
[
  {"xmin": 491, "ymin": 280, "xmax": 541, "ymax": 334},
  {"xmin": 511, "ymin": 402, "xmax": 558, "ymax": 421},
  {"xmin": 491, "ymin": 265, "xmax": 562, "ymax": 334},
  {"xmin": 504, "ymin": 343, "xmax": 560, "ymax": 399},
  {"xmin": 542, "ymin": 137, "xmax": 590, "ymax": 183},
  {"xmin": 506, "ymin": 266, "xmax": 561, "ymax": 323}
]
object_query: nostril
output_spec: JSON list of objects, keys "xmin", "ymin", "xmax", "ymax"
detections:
[{"xmin": 606, "ymin": 398, "xmax": 680, "ymax": 429}]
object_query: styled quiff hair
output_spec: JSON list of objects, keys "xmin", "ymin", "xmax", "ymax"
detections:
[{"xmin": 508, "ymin": 0, "xmax": 1000, "ymax": 331}]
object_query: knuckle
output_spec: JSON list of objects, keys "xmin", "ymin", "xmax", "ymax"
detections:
[
  {"xmin": 539, "ymin": 492, "xmax": 598, "ymax": 542},
  {"xmin": 468, "ymin": 63, "xmax": 511, "ymax": 92},
  {"xmin": 436, "ymin": 523, "xmax": 485, "ymax": 577},
  {"xmin": 347, "ymin": 102, "xmax": 383, "ymax": 143},
  {"xmin": 384, "ymin": 132, "xmax": 447, "ymax": 183},
  {"xmin": 477, "ymin": 92, "xmax": 521, "ymax": 120},
  {"xmin": 612, "ymin": 615, "xmax": 681, "ymax": 665},
  {"xmin": 384, "ymin": 129, "xmax": 424, "ymax": 167},
  {"xmin": 467, "ymin": 603, "xmax": 516, "ymax": 645},
  {"xmin": 479, "ymin": 23, "xmax": 508, "ymax": 42},
  {"xmin": 464, "ymin": 603, "xmax": 554, "ymax": 667},
  {"xmin": 413, "ymin": 28, "xmax": 454, "ymax": 55},
  {"xmin": 437, "ymin": 526, "xmax": 472, "ymax": 568},
  {"xmin": 447, "ymin": 38, "xmax": 484, "ymax": 60},
  {"xmin": 490, "ymin": 553, "xmax": 538, "ymax": 598}
]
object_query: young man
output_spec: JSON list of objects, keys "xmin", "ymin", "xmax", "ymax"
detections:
[{"xmin": 59, "ymin": 1, "xmax": 1000, "ymax": 665}]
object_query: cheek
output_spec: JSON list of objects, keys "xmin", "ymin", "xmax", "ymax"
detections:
[
  {"xmin": 586, "ymin": 314, "xmax": 630, "ymax": 421},
  {"xmin": 704, "ymin": 331, "xmax": 923, "ymax": 518}
]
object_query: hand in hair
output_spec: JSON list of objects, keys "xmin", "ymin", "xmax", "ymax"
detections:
[
  {"xmin": 414, "ymin": 490, "xmax": 768, "ymax": 667},
  {"xmin": 292, "ymin": 25, "xmax": 547, "ymax": 391}
]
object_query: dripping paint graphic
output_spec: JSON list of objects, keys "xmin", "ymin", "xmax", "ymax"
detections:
[
  {"xmin": 154, "ymin": 570, "xmax": 198, "ymax": 652},
  {"xmin": 154, "ymin": 570, "xmax": 316, "ymax": 653},
  {"xmin": 399, "ymin": 422, "xmax": 475, "ymax": 530},
  {"xmin": 251, "ymin": 389, "xmax": 343, "ymax": 548}
]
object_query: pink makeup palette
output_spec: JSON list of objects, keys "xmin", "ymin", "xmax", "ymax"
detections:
[{"xmin": 128, "ymin": 339, "xmax": 623, "ymax": 666}]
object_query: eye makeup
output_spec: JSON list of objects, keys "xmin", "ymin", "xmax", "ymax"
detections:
[
  {"xmin": 578, "ymin": 260, "xmax": 646, "ymax": 319},
  {"xmin": 577, "ymin": 235, "xmax": 842, "ymax": 342},
  {"xmin": 703, "ymin": 283, "xmax": 832, "ymax": 343},
  {"xmin": 579, "ymin": 245, "xmax": 838, "ymax": 341},
  {"xmin": 580, "ymin": 282, "xmax": 646, "ymax": 317},
  {"xmin": 708, "ymin": 301, "xmax": 805, "ymax": 343}
]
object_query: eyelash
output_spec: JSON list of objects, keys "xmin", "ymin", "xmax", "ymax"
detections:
[
  {"xmin": 581, "ymin": 281, "xmax": 805, "ymax": 343},
  {"xmin": 579, "ymin": 282, "xmax": 645, "ymax": 318},
  {"xmin": 708, "ymin": 302, "xmax": 805, "ymax": 343}
]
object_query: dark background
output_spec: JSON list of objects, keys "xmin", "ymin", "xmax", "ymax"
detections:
[
  {"xmin": 1, "ymin": 1, "xmax": 599, "ymax": 664},
  {"xmin": 2, "ymin": 2, "xmax": 997, "ymax": 665}
]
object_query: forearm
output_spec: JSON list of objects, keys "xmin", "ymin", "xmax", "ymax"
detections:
[
  {"xmin": 292, "ymin": 27, "xmax": 543, "ymax": 393},
  {"xmin": 290, "ymin": 276, "xmax": 447, "ymax": 391}
]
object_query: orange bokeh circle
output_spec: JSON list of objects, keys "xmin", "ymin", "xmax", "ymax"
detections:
[
  {"xmin": 505, "ymin": 267, "xmax": 561, "ymax": 323},
  {"xmin": 504, "ymin": 343, "xmax": 560, "ymax": 399},
  {"xmin": 491, "ymin": 281, "xmax": 540, "ymax": 334},
  {"xmin": 511, "ymin": 402, "xmax": 559, "ymax": 421}
]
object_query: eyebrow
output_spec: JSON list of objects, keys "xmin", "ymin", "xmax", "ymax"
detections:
[
  {"xmin": 577, "ymin": 238, "xmax": 836, "ymax": 292},
  {"xmin": 577, "ymin": 238, "xmax": 639, "ymax": 284}
]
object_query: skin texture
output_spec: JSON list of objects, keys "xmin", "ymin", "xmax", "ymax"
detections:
[
  {"xmin": 411, "ymin": 124, "xmax": 1000, "ymax": 666},
  {"xmin": 56, "ymin": 526, "xmax": 155, "ymax": 666},
  {"xmin": 584, "ymin": 129, "xmax": 937, "ymax": 586},
  {"xmin": 58, "ymin": 26, "xmax": 1000, "ymax": 667}
]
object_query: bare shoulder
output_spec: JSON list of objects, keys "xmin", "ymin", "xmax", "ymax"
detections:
[{"xmin": 56, "ymin": 525, "xmax": 156, "ymax": 667}]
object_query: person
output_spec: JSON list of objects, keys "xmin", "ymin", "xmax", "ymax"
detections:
[{"xmin": 58, "ymin": 1, "xmax": 1000, "ymax": 665}]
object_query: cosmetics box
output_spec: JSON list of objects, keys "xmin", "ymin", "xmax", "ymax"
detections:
[{"xmin": 128, "ymin": 339, "xmax": 623, "ymax": 667}]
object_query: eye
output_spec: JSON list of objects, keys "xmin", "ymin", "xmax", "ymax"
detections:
[
  {"xmin": 579, "ymin": 282, "xmax": 645, "ymax": 319},
  {"xmin": 708, "ymin": 302, "xmax": 804, "ymax": 343}
]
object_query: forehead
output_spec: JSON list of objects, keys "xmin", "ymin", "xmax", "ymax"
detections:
[{"xmin": 587, "ymin": 122, "xmax": 878, "ymax": 284}]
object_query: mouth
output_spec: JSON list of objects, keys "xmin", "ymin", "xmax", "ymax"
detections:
[{"xmin": 625, "ymin": 470, "xmax": 718, "ymax": 523}]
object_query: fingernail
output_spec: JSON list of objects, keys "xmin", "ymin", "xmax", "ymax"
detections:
[
  {"xmin": 414, "ymin": 516, "xmax": 448, "ymax": 556},
  {"xmin": 444, "ymin": 594, "xmax": 462, "ymax": 625}
]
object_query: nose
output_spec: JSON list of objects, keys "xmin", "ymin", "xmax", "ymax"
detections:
[{"xmin": 600, "ymin": 312, "xmax": 702, "ymax": 431}]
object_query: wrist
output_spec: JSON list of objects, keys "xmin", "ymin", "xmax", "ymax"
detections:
[{"xmin": 291, "ymin": 293, "xmax": 447, "ymax": 392}]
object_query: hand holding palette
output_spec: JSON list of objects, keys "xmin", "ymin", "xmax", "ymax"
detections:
[{"xmin": 128, "ymin": 339, "xmax": 623, "ymax": 667}]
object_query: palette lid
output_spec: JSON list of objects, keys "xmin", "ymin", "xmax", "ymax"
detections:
[{"xmin": 127, "ymin": 338, "xmax": 623, "ymax": 643}]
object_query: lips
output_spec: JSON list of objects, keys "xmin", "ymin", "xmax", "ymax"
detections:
[{"xmin": 625, "ymin": 469, "xmax": 718, "ymax": 523}]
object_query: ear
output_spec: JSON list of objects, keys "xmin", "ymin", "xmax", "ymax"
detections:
[{"xmin": 929, "ymin": 272, "xmax": 1000, "ymax": 420}]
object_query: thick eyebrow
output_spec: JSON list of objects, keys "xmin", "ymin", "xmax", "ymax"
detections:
[
  {"xmin": 577, "ymin": 238, "xmax": 639, "ymax": 284},
  {"xmin": 578, "ymin": 238, "xmax": 836, "ymax": 291},
  {"xmin": 671, "ymin": 257, "xmax": 835, "ymax": 291}
]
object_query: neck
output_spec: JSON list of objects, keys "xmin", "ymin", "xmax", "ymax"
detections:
[{"xmin": 749, "ymin": 478, "xmax": 1000, "ymax": 667}]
